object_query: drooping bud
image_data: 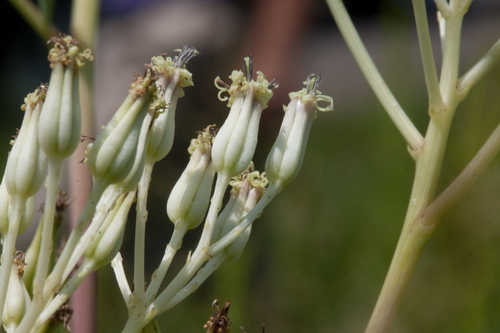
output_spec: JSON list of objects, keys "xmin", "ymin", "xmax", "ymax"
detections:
[
  {"xmin": 2, "ymin": 263, "xmax": 25, "ymax": 328},
  {"xmin": 167, "ymin": 125, "xmax": 216, "ymax": 230},
  {"xmin": 85, "ymin": 191, "xmax": 136, "ymax": 268},
  {"xmin": 215, "ymin": 163, "xmax": 268, "ymax": 260},
  {"xmin": 5, "ymin": 86, "xmax": 48, "ymax": 200},
  {"xmin": 86, "ymin": 71, "xmax": 152, "ymax": 186},
  {"xmin": 212, "ymin": 57, "xmax": 277, "ymax": 176},
  {"xmin": 265, "ymin": 74, "xmax": 333, "ymax": 186},
  {"xmin": 38, "ymin": 35, "xmax": 93, "ymax": 160},
  {"xmin": 147, "ymin": 46, "xmax": 197, "ymax": 163}
]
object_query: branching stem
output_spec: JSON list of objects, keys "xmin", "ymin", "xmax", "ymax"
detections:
[{"xmin": 325, "ymin": 0, "xmax": 424, "ymax": 152}]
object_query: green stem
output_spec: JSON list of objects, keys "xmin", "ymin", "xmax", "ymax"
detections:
[
  {"xmin": 457, "ymin": 39, "xmax": 500, "ymax": 102},
  {"xmin": 33, "ymin": 260, "xmax": 96, "ymax": 331},
  {"xmin": 325, "ymin": 0, "xmax": 423, "ymax": 151},
  {"xmin": 134, "ymin": 161, "xmax": 154, "ymax": 301},
  {"xmin": 0, "ymin": 197, "xmax": 24, "ymax": 317},
  {"xmin": 9, "ymin": 0, "xmax": 58, "ymax": 40},
  {"xmin": 32, "ymin": 160, "xmax": 61, "ymax": 298},
  {"xmin": 62, "ymin": 186, "xmax": 121, "ymax": 281},
  {"xmin": 18, "ymin": 161, "xmax": 63, "ymax": 333},
  {"xmin": 365, "ymin": 11, "xmax": 465, "ymax": 333},
  {"xmin": 365, "ymin": 226, "xmax": 431, "ymax": 333},
  {"xmin": 43, "ymin": 181, "xmax": 106, "ymax": 299},
  {"xmin": 195, "ymin": 173, "xmax": 230, "ymax": 252},
  {"xmin": 422, "ymin": 122, "xmax": 500, "ymax": 227},
  {"xmin": 411, "ymin": 0, "xmax": 443, "ymax": 110},
  {"xmin": 145, "ymin": 224, "xmax": 187, "ymax": 304}
]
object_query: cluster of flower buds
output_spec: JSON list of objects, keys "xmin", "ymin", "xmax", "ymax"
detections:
[
  {"xmin": 0, "ymin": 29, "xmax": 335, "ymax": 331},
  {"xmin": 212, "ymin": 57, "xmax": 278, "ymax": 177}
]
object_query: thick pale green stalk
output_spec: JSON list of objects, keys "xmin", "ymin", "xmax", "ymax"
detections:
[
  {"xmin": 133, "ymin": 161, "xmax": 154, "ymax": 301},
  {"xmin": 0, "ymin": 198, "xmax": 24, "ymax": 316},
  {"xmin": 365, "ymin": 12, "xmax": 465, "ymax": 333}
]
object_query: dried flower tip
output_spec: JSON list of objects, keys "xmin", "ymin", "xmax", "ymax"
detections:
[
  {"xmin": 288, "ymin": 73, "xmax": 334, "ymax": 115},
  {"xmin": 51, "ymin": 302, "xmax": 73, "ymax": 331},
  {"xmin": 47, "ymin": 34, "xmax": 93, "ymax": 68},
  {"xmin": 149, "ymin": 50, "xmax": 195, "ymax": 89},
  {"xmin": 214, "ymin": 57, "xmax": 276, "ymax": 108},
  {"xmin": 56, "ymin": 190, "xmax": 70, "ymax": 213},
  {"xmin": 188, "ymin": 124, "xmax": 217, "ymax": 155},
  {"xmin": 229, "ymin": 162, "xmax": 268, "ymax": 195},
  {"xmin": 174, "ymin": 45, "xmax": 199, "ymax": 67},
  {"xmin": 20, "ymin": 84, "xmax": 47, "ymax": 111},
  {"xmin": 14, "ymin": 251, "xmax": 25, "ymax": 278},
  {"xmin": 129, "ymin": 70, "xmax": 153, "ymax": 98},
  {"xmin": 204, "ymin": 300, "xmax": 231, "ymax": 333},
  {"xmin": 243, "ymin": 56, "xmax": 253, "ymax": 81}
]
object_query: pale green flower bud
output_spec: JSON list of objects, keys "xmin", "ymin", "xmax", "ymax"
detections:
[
  {"xmin": 86, "ymin": 72, "xmax": 152, "ymax": 185},
  {"xmin": 38, "ymin": 35, "xmax": 93, "ymax": 160},
  {"xmin": 265, "ymin": 74, "xmax": 333, "ymax": 186},
  {"xmin": 2, "ymin": 265, "xmax": 25, "ymax": 328},
  {"xmin": 0, "ymin": 179, "xmax": 34, "ymax": 236},
  {"xmin": 5, "ymin": 87, "xmax": 48, "ymax": 199},
  {"xmin": 0, "ymin": 178, "xmax": 9, "ymax": 235},
  {"xmin": 216, "ymin": 164, "xmax": 268, "ymax": 260},
  {"xmin": 212, "ymin": 57, "xmax": 277, "ymax": 176},
  {"xmin": 85, "ymin": 191, "xmax": 136, "ymax": 268},
  {"xmin": 147, "ymin": 47, "xmax": 197, "ymax": 163},
  {"xmin": 116, "ymin": 111, "xmax": 149, "ymax": 191},
  {"xmin": 167, "ymin": 125, "xmax": 216, "ymax": 230}
]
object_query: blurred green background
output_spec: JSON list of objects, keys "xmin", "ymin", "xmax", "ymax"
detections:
[{"xmin": 2, "ymin": 0, "xmax": 500, "ymax": 332}]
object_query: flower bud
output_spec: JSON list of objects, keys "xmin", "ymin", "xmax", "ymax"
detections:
[
  {"xmin": 2, "ymin": 264, "xmax": 25, "ymax": 328},
  {"xmin": 86, "ymin": 72, "xmax": 152, "ymax": 185},
  {"xmin": 265, "ymin": 74, "xmax": 333, "ymax": 186},
  {"xmin": 116, "ymin": 111, "xmax": 150, "ymax": 191},
  {"xmin": 0, "ymin": 180, "xmax": 34, "ymax": 236},
  {"xmin": 38, "ymin": 35, "xmax": 93, "ymax": 160},
  {"xmin": 212, "ymin": 57, "xmax": 277, "ymax": 176},
  {"xmin": 215, "ymin": 164, "xmax": 268, "ymax": 260},
  {"xmin": 85, "ymin": 191, "xmax": 136, "ymax": 268},
  {"xmin": 147, "ymin": 47, "xmax": 197, "ymax": 163},
  {"xmin": 5, "ymin": 87, "xmax": 48, "ymax": 199},
  {"xmin": 167, "ymin": 125, "xmax": 216, "ymax": 230}
]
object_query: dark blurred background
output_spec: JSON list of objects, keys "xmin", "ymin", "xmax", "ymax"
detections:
[{"xmin": 2, "ymin": 0, "xmax": 500, "ymax": 332}]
